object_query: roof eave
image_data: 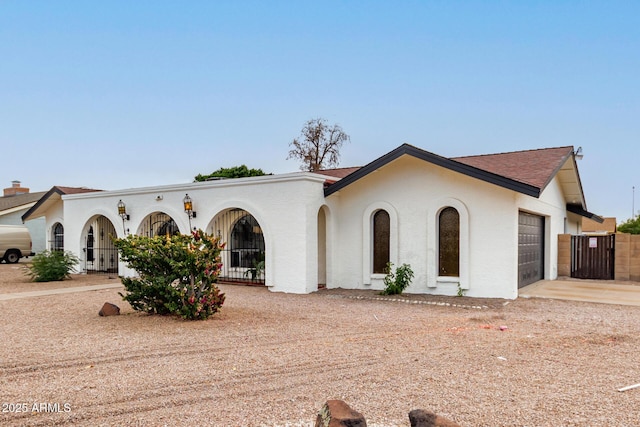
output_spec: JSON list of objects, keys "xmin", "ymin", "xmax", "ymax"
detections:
[
  {"xmin": 324, "ymin": 144, "xmax": 541, "ymax": 198},
  {"xmin": 21, "ymin": 187, "xmax": 65, "ymax": 222},
  {"xmin": 567, "ymin": 204, "xmax": 604, "ymax": 223}
]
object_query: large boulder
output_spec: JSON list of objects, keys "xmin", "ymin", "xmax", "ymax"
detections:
[{"xmin": 316, "ymin": 400, "xmax": 367, "ymax": 427}]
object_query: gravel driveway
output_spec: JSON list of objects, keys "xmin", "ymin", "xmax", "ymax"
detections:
[{"xmin": 1, "ymin": 262, "xmax": 640, "ymax": 426}]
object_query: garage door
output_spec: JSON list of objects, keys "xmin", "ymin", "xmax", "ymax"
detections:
[{"xmin": 518, "ymin": 211, "xmax": 544, "ymax": 288}]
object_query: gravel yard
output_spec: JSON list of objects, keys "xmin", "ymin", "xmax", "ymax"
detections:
[{"xmin": 1, "ymin": 262, "xmax": 640, "ymax": 426}]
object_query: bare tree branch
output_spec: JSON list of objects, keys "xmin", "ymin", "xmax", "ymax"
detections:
[{"xmin": 287, "ymin": 118, "xmax": 350, "ymax": 171}]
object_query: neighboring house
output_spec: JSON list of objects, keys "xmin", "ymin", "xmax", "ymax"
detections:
[
  {"xmin": 582, "ymin": 217, "xmax": 617, "ymax": 235},
  {"xmin": 0, "ymin": 181, "xmax": 47, "ymax": 254},
  {"xmin": 22, "ymin": 144, "xmax": 600, "ymax": 299},
  {"xmin": 21, "ymin": 186, "xmax": 102, "ymax": 255}
]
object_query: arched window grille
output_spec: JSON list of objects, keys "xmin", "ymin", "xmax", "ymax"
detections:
[
  {"xmin": 372, "ymin": 210, "xmax": 390, "ymax": 274},
  {"xmin": 52, "ymin": 223, "xmax": 64, "ymax": 251}
]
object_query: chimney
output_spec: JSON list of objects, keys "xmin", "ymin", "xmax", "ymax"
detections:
[{"xmin": 3, "ymin": 181, "xmax": 30, "ymax": 197}]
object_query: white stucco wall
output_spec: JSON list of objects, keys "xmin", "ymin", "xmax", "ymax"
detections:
[
  {"xmin": 325, "ymin": 155, "xmax": 572, "ymax": 299},
  {"xmin": 62, "ymin": 173, "xmax": 328, "ymax": 293}
]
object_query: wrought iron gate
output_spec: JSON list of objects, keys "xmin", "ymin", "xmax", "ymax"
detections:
[
  {"xmin": 84, "ymin": 216, "xmax": 119, "ymax": 275},
  {"xmin": 571, "ymin": 235, "xmax": 615, "ymax": 280},
  {"xmin": 137, "ymin": 212, "xmax": 179, "ymax": 237},
  {"xmin": 210, "ymin": 209, "xmax": 265, "ymax": 285}
]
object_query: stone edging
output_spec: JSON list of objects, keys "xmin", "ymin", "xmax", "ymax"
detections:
[{"xmin": 326, "ymin": 293, "xmax": 489, "ymax": 310}]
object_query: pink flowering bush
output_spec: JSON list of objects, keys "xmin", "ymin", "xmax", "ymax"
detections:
[{"xmin": 113, "ymin": 229, "xmax": 225, "ymax": 320}]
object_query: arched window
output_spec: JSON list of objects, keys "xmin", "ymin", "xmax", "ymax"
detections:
[
  {"xmin": 52, "ymin": 223, "xmax": 64, "ymax": 251},
  {"xmin": 439, "ymin": 207, "xmax": 460, "ymax": 277},
  {"xmin": 373, "ymin": 210, "xmax": 390, "ymax": 274}
]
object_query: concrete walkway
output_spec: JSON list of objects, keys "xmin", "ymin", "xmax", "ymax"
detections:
[
  {"xmin": 0, "ymin": 283, "xmax": 124, "ymax": 301},
  {"xmin": 519, "ymin": 279, "xmax": 640, "ymax": 307}
]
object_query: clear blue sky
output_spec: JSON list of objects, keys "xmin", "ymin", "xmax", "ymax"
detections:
[{"xmin": 1, "ymin": 1, "xmax": 638, "ymax": 221}]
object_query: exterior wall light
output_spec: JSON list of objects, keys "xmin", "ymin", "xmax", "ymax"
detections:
[
  {"xmin": 117, "ymin": 199, "xmax": 130, "ymax": 234},
  {"xmin": 117, "ymin": 200, "xmax": 130, "ymax": 220},
  {"xmin": 183, "ymin": 194, "xmax": 196, "ymax": 229}
]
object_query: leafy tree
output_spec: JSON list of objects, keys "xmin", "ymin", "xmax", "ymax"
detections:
[
  {"xmin": 113, "ymin": 230, "xmax": 225, "ymax": 320},
  {"xmin": 194, "ymin": 165, "xmax": 267, "ymax": 182},
  {"xmin": 288, "ymin": 118, "xmax": 350, "ymax": 171},
  {"xmin": 617, "ymin": 216, "xmax": 640, "ymax": 234}
]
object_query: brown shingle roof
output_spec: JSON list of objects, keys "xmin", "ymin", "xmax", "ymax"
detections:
[
  {"xmin": 54, "ymin": 186, "xmax": 103, "ymax": 195},
  {"xmin": 452, "ymin": 146, "xmax": 574, "ymax": 190},
  {"xmin": 315, "ymin": 167, "xmax": 362, "ymax": 179},
  {"xmin": 0, "ymin": 191, "xmax": 48, "ymax": 212}
]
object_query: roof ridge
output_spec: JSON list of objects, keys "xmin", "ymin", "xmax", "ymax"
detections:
[{"xmin": 452, "ymin": 145, "xmax": 574, "ymax": 159}]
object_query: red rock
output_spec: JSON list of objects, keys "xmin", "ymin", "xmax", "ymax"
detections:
[
  {"xmin": 316, "ymin": 400, "xmax": 367, "ymax": 427},
  {"xmin": 98, "ymin": 302, "xmax": 120, "ymax": 317},
  {"xmin": 409, "ymin": 409, "xmax": 461, "ymax": 427}
]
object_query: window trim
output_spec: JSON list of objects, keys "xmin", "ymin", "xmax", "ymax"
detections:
[
  {"xmin": 362, "ymin": 202, "xmax": 398, "ymax": 286},
  {"xmin": 428, "ymin": 198, "xmax": 469, "ymax": 290}
]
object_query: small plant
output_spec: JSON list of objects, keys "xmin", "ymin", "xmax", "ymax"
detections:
[
  {"xmin": 27, "ymin": 250, "xmax": 79, "ymax": 282},
  {"xmin": 456, "ymin": 283, "xmax": 467, "ymax": 297},
  {"xmin": 244, "ymin": 259, "xmax": 265, "ymax": 280},
  {"xmin": 381, "ymin": 262, "xmax": 414, "ymax": 295}
]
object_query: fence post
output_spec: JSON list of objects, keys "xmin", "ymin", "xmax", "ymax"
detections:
[
  {"xmin": 615, "ymin": 233, "xmax": 630, "ymax": 281},
  {"xmin": 557, "ymin": 234, "xmax": 571, "ymax": 277}
]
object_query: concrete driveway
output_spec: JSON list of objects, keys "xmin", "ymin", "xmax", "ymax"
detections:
[{"xmin": 519, "ymin": 278, "xmax": 640, "ymax": 307}]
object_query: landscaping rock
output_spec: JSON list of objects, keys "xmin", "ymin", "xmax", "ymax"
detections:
[
  {"xmin": 409, "ymin": 409, "xmax": 461, "ymax": 427},
  {"xmin": 98, "ymin": 302, "xmax": 120, "ymax": 317},
  {"xmin": 316, "ymin": 400, "xmax": 367, "ymax": 427}
]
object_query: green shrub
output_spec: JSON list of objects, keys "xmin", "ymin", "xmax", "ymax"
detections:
[
  {"xmin": 27, "ymin": 250, "xmax": 80, "ymax": 282},
  {"xmin": 381, "ymin": 262, "xmax": 414, "ymax": 295},
  {"xmin": 113, "ymin": 230, "xmax": 226, "ymax": 320}
]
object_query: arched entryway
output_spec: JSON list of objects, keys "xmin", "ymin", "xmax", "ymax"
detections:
[
  {"xmin": 81, "ymin": 215, "xmax": 119, "ymax": 275},
  {"xmin": 210, "ymin": 208, "xmax": 265, "ymax": 285},
  {"xmin": 137, "ymin": 212, "xmax": 180, "ymax": 237}
]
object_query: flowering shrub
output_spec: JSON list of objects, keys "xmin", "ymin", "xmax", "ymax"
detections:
[{"xmin": 113, "ymin": 229, "xmax": 225, "ymax": 320}]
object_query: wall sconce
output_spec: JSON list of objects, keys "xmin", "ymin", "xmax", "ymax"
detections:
[
  {"xmin": 183, "ymin": 193, "xmax": 196, "ymax": 229},
  {"xmin": 117, "ymin": 199, "xmax": 129, "ymax": 233}
]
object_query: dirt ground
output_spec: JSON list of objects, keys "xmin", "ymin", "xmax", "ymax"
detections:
[{"xmin": 2, "ymin": 261, "xmax": 640, "ymax": 426}]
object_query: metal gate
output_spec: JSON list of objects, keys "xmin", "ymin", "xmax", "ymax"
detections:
[
  {"xmin": 571, "ymin": 235, "xmax": 615, "ymax": 280},
  {"xmin": 84, "ymin": 216, "xmax": 119, "ymax": 275},
  {"xmin": 518, "ymin": 212, "xmax": 545, "ymax": 288},
  {"xmin": 137, "ymin": 212, "xmax": 179, "ymax": 237},
  {"xmin": 210, "ymin": 209, "xmax": 265, "ymax": 285}
]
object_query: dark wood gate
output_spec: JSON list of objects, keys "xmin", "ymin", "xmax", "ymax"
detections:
[{"xmin": 571, "ymin": 235, "xmax": 615, "ymax": 280}]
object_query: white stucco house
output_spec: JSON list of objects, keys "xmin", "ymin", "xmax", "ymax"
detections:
[{"xmin": 22, "ymin": 144, "xmax": 601, "ymax": 299}]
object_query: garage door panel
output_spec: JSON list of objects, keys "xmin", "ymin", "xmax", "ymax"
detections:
[{"xmin": 518, "ymin": 212, "xmax": 544, "ymax": 288}]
